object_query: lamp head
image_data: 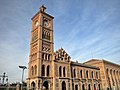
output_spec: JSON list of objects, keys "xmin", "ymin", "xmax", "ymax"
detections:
[{"xmin": 19, "ymin": 66, "xmax": 27, "ymax": 69}]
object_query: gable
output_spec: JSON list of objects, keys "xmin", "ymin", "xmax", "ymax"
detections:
[{"xmin": 54, "ymin": 48, "xmax": 71, "ymax": 62}]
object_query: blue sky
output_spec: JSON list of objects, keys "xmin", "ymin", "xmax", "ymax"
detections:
[{"xmin": 0, "ymin": 0, "xmax": 120, "ymax": 83}]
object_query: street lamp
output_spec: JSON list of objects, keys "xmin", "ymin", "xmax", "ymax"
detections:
[{"xmin": 19, "ymin": 65, "xmax": 27, "ymax": 90}]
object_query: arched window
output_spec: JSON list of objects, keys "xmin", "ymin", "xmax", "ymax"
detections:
[
  {"xmin": 42, "ymin": 53, "xmax": 44, "ymax": 59},
  {"xmin": 106, "ymin": 68, "xmax": 109, "ymax": 80},
  {"xmin": 45, "ymin": 54, "xmax": 47, "ymax": 60},
  {"xmin": 48, "ymin": 54, "xmax": 50, "ymax": 61},
  {"xmin": 113, "ymin": 70, "xmax": 117, "ymax": 86},
  {"xmin": 91, "ymin": 71, "xmax": 93, "ymax": 78},
  {"xmin": 59, "ymin": 66, "xmax": 62, "ymax": 77},
  {"xmin": 34, "ymin": 65, "xmax": 37, "ymax": 75},
  {"xmin": 86, "ymin": 70, "xmax": 88, "ymax": 78},
  {"xmin": 107, "ymin": 69, "xmax": 112, "ymax": 89},
  {"xmin": 74, "ymin": 69, "xmax": 76, "ymax": 78},
  {"xmin": 80, "ymin": 70, "xmax": 82, "ymax": 78},
  {"xmin": 113, "ymin": 70, "xmax": 116, "ymax": 83},
  {"xmin": 106, "ymin": 68, "xmax": 108, "ymax": 75},
  {"xmin": 47, "ymin": 65, "xmax": 50, "ymax": 76},
  {"xmin": 47, "ymin": 32, "xmax": 50, "ymax": 40},
  {"xmin": 110, "ymin": 69, "xmax": 112, "ymax": 74},
  {"xmin": 63, "ymin": 67, "xmax": 66, "ymax": 77},
  {"xmin": 110, "ymin": 69, "xmax": 113, "ymax": 83},
  {"xmin": 119, "ymin": 71, "xmax": 120, "ymax": 82},
  {"xmin": 31, "ymin": 66, "xmax": 34, "ymax": 76},
  {"xmin": 42, "ymin": 65, "xmax": 45, "ymax": 76},
  {"xmin": 96, "ymin": 72, "xmax": 98, "ymax": 79},
  {"xmin": 116, "ymin": 71, "xmax": 118, "ymax": 80},
  {"xmin": 113, "ymin": 70, "xmax": 115, "ymax": 75},
  {"xmin": 42, "ymin": 30, "xmax": 45, "ymax": 39}
]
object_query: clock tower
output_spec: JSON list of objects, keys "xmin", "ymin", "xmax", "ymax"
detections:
[{"xmin": 28, "ymin": 5, "xmax": 54, "ymax": 90}]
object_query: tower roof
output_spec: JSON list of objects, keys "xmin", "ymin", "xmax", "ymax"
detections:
[{"xmin": 31, "ymin": 5, "xmax": 54, "ymax": 20}]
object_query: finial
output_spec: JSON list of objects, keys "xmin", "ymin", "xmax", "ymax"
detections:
[{"xmin": 40, "ymin": 5, "xmax": 46, "ymax": 12}]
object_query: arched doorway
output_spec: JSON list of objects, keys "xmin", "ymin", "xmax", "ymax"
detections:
[
  {"xmin": 75, "ymin": 85, "xmax": 78, "ymax": 90},
  {"xmin": 82, "ymin": 84, "xmax": 85, "ymax": 90},
  {"xmin": 94, "ymin": 84, "xmax": 96, "ymax": 90},
  {"xmin": 62, "ymin": 81, "xmax": 66, "ymax": 90},
  {"xmin": 43, "ymin": 81, "xmax": 49, "ymax": 90},
  {"xmin": 88, "ymin": 84, "xmax": 91, "ymax": 90},
  {"xmin": 31, "ymin": 81, "xmax": 36, "ymax": 90}
]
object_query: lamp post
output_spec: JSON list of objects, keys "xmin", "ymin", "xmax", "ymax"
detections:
[{"xmin": 19, "ymin": 65, "xmax": 27, "ymax": 90}]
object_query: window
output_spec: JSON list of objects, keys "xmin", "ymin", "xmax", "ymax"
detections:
[
  {"xmin": 47, "ymin": 65, "xmax": 50, "ymax": 76},
  {"xmin": 42, "ymin": 53, "xmax": 44, "ymax": 59},
  {"xmin": 74, "ymin": 69, "xmax": 76, "ymax": 78},
  {"xmin": 48, "ymin": 54, "xmax": 50, "ymax": 60},
  {"xmin": 80, "ymin": 70, "xmax": 82, "ymax": 78},
  {"xmin": 43, "ymin": 20, "xmax": 48, "ymax": 27},
  {"xmin": 86, "ymin": 70, "xmax": 88, "ymax": 78},
  {"xmin": 59, "ymin": 66, "xmax": 62, "ymax": 77},
  {"xmin": 96, "ymin": 72, "xmax": 98, "ymax": 79},
  {"xmin": 106, "ymin": 69, "xmax": 109, "ymax": 80},
  {"xmin": 63, "ymin": 67, "xmax": 66, "ymax": 77},
  {"xmin": 106, "ymin": 68, "xmax": 108, "ymax": 75},
  {"xmin": 31, "ymin": 66, "xmax": 34, "ymax": 76},
  {"xmin": 35, "ymin": 65, "xmax": 37, "ymax": 75},
  {"xmin": 45, "ymin": 54, "xmax": 47, "ymax": 60},
  {"xmin": 42, "ymin": 65, "xmax": 45, "ymax": 76},
  {"xmin": 91, "ymin": 71, "xmax": 93, "ymax": 78}
]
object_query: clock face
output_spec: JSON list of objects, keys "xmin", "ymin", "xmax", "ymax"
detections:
[
  {"xmin": 43, "ymin": 20, "xmax": 49, "ymax": 27},
  {"xmin": 35, "ymin": 21, "xmax": 38, "ymax": 27}
]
